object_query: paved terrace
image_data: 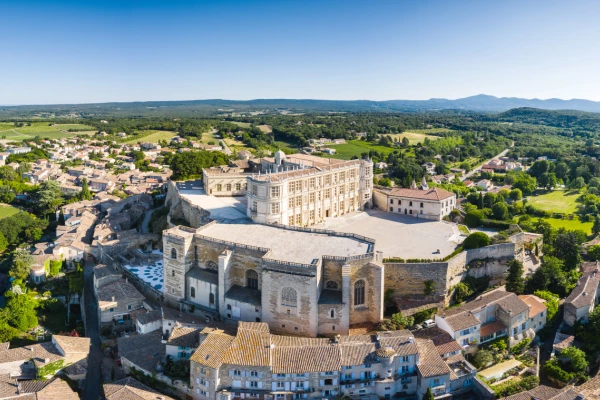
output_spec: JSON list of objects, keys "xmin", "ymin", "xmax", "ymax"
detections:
[
  {"xmin": 176, "ymin": 180, "xmax": 248, "ymax": 221},
  {"xmin": 197, "ymin": 223, "xmax": 372, "ymax": 265},
  {"xmin": 319, "ymin": 209, "xmax": 462, "ymax": 259}
]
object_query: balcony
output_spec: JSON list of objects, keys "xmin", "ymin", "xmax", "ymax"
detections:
[{"xmin": 431, "ymin": 385, "xmax": 446, "ymax": 396}]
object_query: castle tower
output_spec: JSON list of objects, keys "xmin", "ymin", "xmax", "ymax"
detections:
[
  {"xmin": 274, "ymin": 149, "xmax": 286, "ymax": 172},
  {"xmin": 163, "ymin": 226, "xmax": 198, "ymax": 305}
]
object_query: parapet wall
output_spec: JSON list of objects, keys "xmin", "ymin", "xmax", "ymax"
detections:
[
  {"xmin": 384, "ymin": 239, "xmax": 530, "ymax": 309},
  {"xmin": 166, "ymin": 180, "xmax": 212, "ymax": 228}
]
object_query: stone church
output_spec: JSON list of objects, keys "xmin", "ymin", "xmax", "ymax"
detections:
[{"xmin": 162, "ymin": 221, "xmax": 384, "ymax": 337}]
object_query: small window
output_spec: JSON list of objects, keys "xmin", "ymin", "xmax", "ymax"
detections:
[
  {"xmin": 209, "ymin": 293, "xmax": 215, "ymax": 304},
  {"xmin": 191, "ymin": 287, "xmax": 196, "ymax": 298},
  {"xmin": 354, "ymin": 280, "xmax": 365, "ymax": 306},
  {"xmin": 227, "ymin": 304, "xmax": 232, "ymax": 310},
  {"xmin": 390, "ymin": 207, "xmax": 394, "ymax": 212},
  {"xmin": 171, "ymin": 248, "xmax": 177, "ymax": 259},
  {"xmin": 330, "ymin": 309, "xmax": 335, "ymax": 318}
]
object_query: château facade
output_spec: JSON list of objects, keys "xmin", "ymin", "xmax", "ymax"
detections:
[{"xmin": 202, "ymin": 151, "xmax": 373, "ymax": 226}]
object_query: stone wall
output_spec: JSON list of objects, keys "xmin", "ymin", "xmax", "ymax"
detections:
[{"xmin": 166, "ymin": 180, "xmax": 212, "ymax": 228}]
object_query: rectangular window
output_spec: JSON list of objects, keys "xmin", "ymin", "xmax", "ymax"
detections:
[
  {"xmin": 390, "ymin": 207, "xmax": 394, "ymax": 212},
  {"xmin": 296, "ymin": 181, "xmax": 302, "ymax": 191},
  {"xmin": 309, "ymin": 193, "xmax": 315, "ymax": 203},
  {"xmin": 325, "ymin": 175, "xmax": 331, "ymax": 185},
  {"xmin": 295, "ymin": 214, "xmax": 301, "ymax": 225},
  {"xmin": 271, "ymin": 202, "xmax": 280, "ymax": 214},
  {"xmin": 390, "ymin": 199, "xmax": 394, "ymax": 204},
  {"xmin": 252, "ymin": 185, "xmax": 258, "ymax": 196},
  {"xmin": 289, "ymin": 215, "xmax": 294, "ymax": 225},
  {"xmin": 350, "ymin": 170, "xmax": 356, "ymax": 179},
  {"xmin": 236, "ymin": 183, "xmax": 241, "ymax": 191},
  {"xmin": 310, "ymin": 178, "xmax": 315, "ymax": 188},
  {"xmin": 420, "ymin": 202, "xmax": 423, "ymax": 207},
  {"xmin": 296, "ymin": 196, "xmax": 302, "ymax": 206},
  {"xmin": 250, "ymin": 381, "xmax": 258, "ymax": 388},
  {"xmin": 216, "ymin": 184, "xmax": 222, "ymax": 191},
  {"xmin": 252, "ymin": 201, "xmax": 257, "ymax": 211},
  {"xmin": 349, "ymin": 182, "xmax": 355, "ymax": 191},
  {"xmin": 289, "ymin": 182, "xmax": 294, "ymax": 193},
  {"xmin": 289, "ymin": 198, "xmax": 295, "ymax": 208},
  {"xmin": 309, "ymin": 210, "xmax": 315, "ymax": 221},
  {"xmin": 271, "ymin": 186, "xmax": 280, "ymax": 197},
  {"xmin": 325, "ymin": 189, "xmax": 330, "ymax": 199},
  {"xmin": 339, "ymin": 185, "xmax": 344, "ymax": 194},
  {"xmin": 226, "ymin": 183, "xmax": 232, "ymax": 191}
]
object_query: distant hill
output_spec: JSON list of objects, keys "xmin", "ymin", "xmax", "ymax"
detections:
[{"xmin": 2, "ymin": 95, "xmax": 600, "ymax": 118}]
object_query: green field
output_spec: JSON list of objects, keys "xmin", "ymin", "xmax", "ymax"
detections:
[
  {"xmin": 527, "ymin": 190, "xmax": 580, "ymax": 214},
  {"xmin": 123, "ymin": 130, "xmax": 177, "ymax": 144},
  {"xmin": 53, "ymin": 123, "xmax": 96, "ymax": 131},
  {"xmin": 383, "ymin": 131, "xmax": 443, "ymax": 145},
  {"xmin": 532, "ymin": 217, "xmax": 592, "ymax": 234},
  {"xmin": 325, "ymin": 140, "xmax": 397, "ymax": 160},
  {"xmin": 0, "ymin": 122, "xmax": 91, "ymax": 141},
  {"xmin": 0, "ymin": 204, "xmax": 20, "ymax": 219},
  {"xmin": 231, "ymin": 121, "xmax": 251, "ymax": 128}
]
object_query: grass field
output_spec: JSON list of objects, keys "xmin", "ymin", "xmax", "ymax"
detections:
[
  {"xmin": 0, "ymin": 122, "xmax": 91, "ymax": 141},
  {"xmin": 53, "ymin": 123, "xmax": 96, "ymax": 131},
  {"xmin": 0, "ymin": 204, "xmax": 20, "ymax": 219},
  {"xmin": 532, "ymin": 217, "xmax": 592, "ymax": 234},
  {"xmin": 527, "ymin": 190, "xmax": 580, "ymax": 214},
  {"xmin": 231, "ymin": 121, "xmax": 251, "ymax": 128},
  {"xmin": 258, "ymin": 124, "xmax": 272, "ymax": 133},
  {"xmin": 382, "ymin": 131, "xmax": 442, "ymax": 145},
  {"xmin": 123, "ymin": 130, "xmax": 177, "ymax": 144},
  {"xmin": 326, "ymin": 140, "xmax": 396, "ymax": 160}
]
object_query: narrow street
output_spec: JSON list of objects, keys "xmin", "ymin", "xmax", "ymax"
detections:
[{"xmin": 83, "ymin": 259, "xmax": 104, "ymax": 400}]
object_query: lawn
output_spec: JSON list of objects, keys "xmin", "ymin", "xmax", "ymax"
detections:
[
  {"xmin": 527, "ymin": 190, "xmax": 580, "ymax": 214},
  {"xmin": 0, "ymin": 204, "xmax": 20, "ymax": 219},
  {"xmin": 325, "ymin": 140, "xmax": 397, "ymax": 160},
  {"xmin": 532, "ymin": 217, "xmax": 592, "ymax": 234},
  {"xmin": 231, "ymin": 121, "xmax": 251, "ymax": 128},
  {"xmin": 123, "ymin": 130, "xmax": 177, "ymax": 144}
]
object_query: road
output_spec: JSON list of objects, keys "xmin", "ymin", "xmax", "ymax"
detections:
[
  {"xmin": 460, "ymin": 147, "xmax": 511, "ymax": 182},
  {"xmin": 83, "ymin": 259, "xmax": 104, "ymax": 400},
  {"xmin": 140, "ymin": 207, "xmax": 157, "ymax": 233}
]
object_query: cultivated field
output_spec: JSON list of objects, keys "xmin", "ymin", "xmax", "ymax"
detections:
[
  {"xmin": 382, "ymin": 130, "xmax": 443, "ymax": 145},
  {"xmin": 527, "ymin": 190, "xmax": 580, "ymax": 214},
  {"xmin": 123, "ymin": 130, "xmax": 177, "ymax": 144},
  {"xmin": 0, "ymin": 122, "xmax": 92, "ymax": 140},
  {"xmin": 53, "ymin": 123, "xmax": 96, "ymax": 131},
  {"xmin": 258, "ymin": 124, "xmax": 272, "ymax": 133},
  {"xmin": 0, "ymin": 204, "xmax": 20, "ymax": 219},
  {"xmin": 326, "ymin": 140, "xmax": 396, "ymax": 160}
]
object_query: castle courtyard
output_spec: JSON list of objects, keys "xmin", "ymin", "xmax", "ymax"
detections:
[
  {"xmin": 176, "ymin": 180, "xmax": 248, "ymax": 221},
  {"xmin": 321, "ymin": 209, "xmax": 462, "ymax": 259}
]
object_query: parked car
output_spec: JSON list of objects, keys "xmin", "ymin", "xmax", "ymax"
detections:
[{"xmin": 422, "ymin": 319, "xmax": 436, "ymax": 328}]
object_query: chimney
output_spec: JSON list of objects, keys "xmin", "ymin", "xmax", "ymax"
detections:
[
  {"xmin": 125, "ymin": 278, "xmax": 128, "ymax": 284},
  {"xmin": 112, "ymin": 296, "xmax": 115, "ymax": 302}
]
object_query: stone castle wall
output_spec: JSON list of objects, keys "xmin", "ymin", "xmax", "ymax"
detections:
[{"xmin": 166, "ymin": 180, "xmax": 212, "ymax": 228}]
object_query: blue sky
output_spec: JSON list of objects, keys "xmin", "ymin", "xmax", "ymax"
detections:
[{"xmin": 1, "ymin": 0, "xmax": 599, "ymax": 104}]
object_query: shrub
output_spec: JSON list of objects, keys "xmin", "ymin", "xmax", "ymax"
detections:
[
  {"xmin": 463, "ymin": 232, "xmax": 491, "ymax": 249},
  {"xmin": 472, "ymin": 349, "xmax": 493, "ymax": 369},
  {"xmin": 482, "ymin": 219, "xmax": 512, "ymax": 229},
  {"xmin": 493, "ymin": 374, "xmax": 539, "ymax": 397},
  {"xmin": 511, "ymin": 338, "xmax": 531, "ymax": 354},
  {"xmin": 465, "ymin": 210, "xmax": 485, "ymax": 228}
]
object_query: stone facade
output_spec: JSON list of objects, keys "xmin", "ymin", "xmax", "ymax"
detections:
[{"xmin": 162, "ymin": 222, "xmax": 383, "ymax": 337}]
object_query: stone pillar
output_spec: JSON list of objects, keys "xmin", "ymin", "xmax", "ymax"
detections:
[
  {"xmin": 341, "ymin": 264, "xmax": 351, "ymax": 332},
  {"xmin": 218, "ymin": 249, "xmax": 233, "ymax": 319}
]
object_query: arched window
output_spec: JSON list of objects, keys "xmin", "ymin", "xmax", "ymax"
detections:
[
  {"xmin": 330, "ymin": 309, "xmax": 335, "ymax": 318},
  {"xmin": 354, "ymin": 280, "xmax": 365, "ymax": 306},
  {"xmin": 209, "ymin": 293, "xmax": 215, "ymax": 305},
  {"xmin": 171, "ymin": 248, "xmax": 177, "ymax": 259},
  {"xmin": 247, "ymin": 270, "xmax": 259, "ymax": 289},
  {"xmin": 190, "ymin": 287, "xmax": 195, "ymax": 298},
  {"xmin": 325, "ymin": 281, "xmax": 339, "ymax": 290},
  {"xmin": 206, "ymin": 261, "xmax": 218, "ymax": 272},
  {"xmin": 281, "ymin": 287, "xmax": 297, "ymax": 307}
]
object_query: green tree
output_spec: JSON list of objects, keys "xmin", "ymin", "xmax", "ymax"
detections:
[
  {"xmin": 401, "ymin": 137, "xmax": 410, "ymax": 147},
  {"xmin": 58, "ymin": 209, "xmax": 65, "ymax": 226},
  {"xmin": 505, "ymin": 260, "xmax": 525, "ymax": 294},
  {"xmin": 472, "ymin": 349, "xmax": 493, "ymax": 369},
  {"xmin": 492, "ymin": 202, "xmax": 509, "ymax": 220},
  {"xmin": 80, "ymin": 177, "xmax": 92, "ymax": 200},
  {"xmin": 35, "ymin": 180, "xmax": 63, "ymax": 214},
  {"xmin": 463, "ymin": 232, "xmax": 491, "ymax": 249},
  {"xmin": 538, "ymin": 172, "xmax": 557, "ymax": 190},
  {"xmin": 422, "ymin": 387, "xmax": 434, "ymax": 400},
  {"xmin": 453, "ymin": 282, "xmax": 473, "ymax": 303},
  {"xmin": 570, "ymin": 176, "xmax": 585, "ymax": 191},
  {"xmin": 588, "ymin": 245, "xmax": 600, "ymax": 261},
  {"xmin": 534, "ymin": 290, "xmax": 559, "ymax": 322},
  {"xmin": 593, "ymin": 217, "xmax": 600, "ymax": 237},
  {"xmin": 484, "ymin": 192, "xmax": 496, "ymax": 208},
  {"xmin": 553, "ymin": 232, "xmax": 581, "ymax": 270},
  {"xmin": 464, "ymin": 210, "xmax": 485, "ymax": 228},
  {"xmin": 6, "ymin": 293, "xmax": 38, "ymax": 331},
  {"xmin": 0, "ymin": 232, "xmax": 7, "ymax": 253},
  {"xmin": 9, "ymin": 249, "xmax": 33, "ymax": 281},
  {"xmin": 390, "ymin": 312, "xmax": 414, "ymax": 329},
  {"xmin": 509, "ymin": 188, "xmax": 522, "ymax": 201},
  {"xmin": 0, "ymin": 185, "xmax": 15, "ymax": 204}
]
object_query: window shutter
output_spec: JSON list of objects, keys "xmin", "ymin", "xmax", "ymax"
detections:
[
  {"xmin": 291, "ymin": 382, "xmax": 296, "ymax": 390},
  {"xmin": 246, "ymin": 381, "xmax": 250, "ymax": 388},
  {"xmin": 272, "ymin": 383, "xmax": 277, "ymax": 391},
  {"xmin": 333, "ymin": 379, "xmax": 337, "ymax": 385},
  {"xmin": 304, "ymin": 381, "xmax": 309, "ymax": 389},
  {"xmin": 285, "ymin": 382, "xmax": 290, "ymax": 391},
  {"xmin": 320, "ymin": 380, "xmax": 324, "ymax": 386},
  {"xmin": 229, "ymin": 370, "xmax": 233, "ymax": 377},
  {"xmin": 259, "ymin": 372, "xmax": 263, "ymax": 378},
  {"xmin": 258, "ymin": 382, "xmax": 263, "ymax": 389}
]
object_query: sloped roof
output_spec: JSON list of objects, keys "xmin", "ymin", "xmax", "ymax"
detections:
[
  {"xmin": 104, "ymin": 376, "xmax": 175, "ymax": 400},
  {"xmin": 387, "ymin": 187, "xmax": 455, "ymax": 201}
]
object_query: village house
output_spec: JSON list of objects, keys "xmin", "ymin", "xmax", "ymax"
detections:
[
  {"xmin": 166, "ymin": 326, "xmax": 201, "ymax": 361},
  {"xmin": 104, "ymin": 377, "xmax": 175, "ymax": 400},
  {"xmin": 97, "ymin": 278, "xmax": 145, "ymax": 324},
  {"xmin": 435, "ymin": 290, "xmax": 545, "ymax": 351},
  {"xmin": 564, "ymin": 261, "xmax": 600, "ymax": 326}
]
